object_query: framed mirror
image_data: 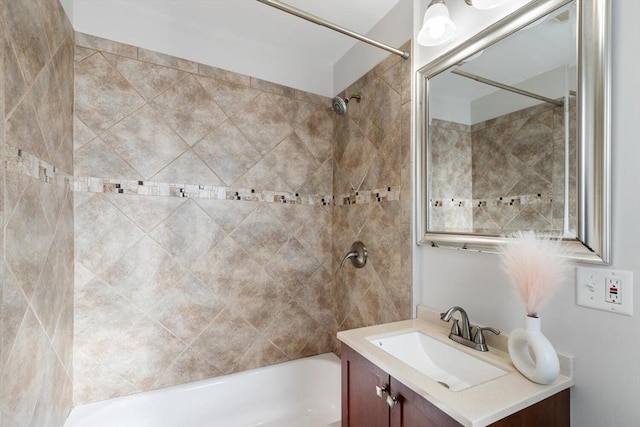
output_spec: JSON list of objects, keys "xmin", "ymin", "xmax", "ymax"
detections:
[{"xmin": 416, "ymin": 0, "xmax": 610, "ymax": 264}]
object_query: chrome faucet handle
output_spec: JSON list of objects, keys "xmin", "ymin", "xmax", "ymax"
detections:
[
  {"xmin": 473, "ymin": 326, "xmax": 500, "ymax": 352},
  {"xmin": 449, "ymin": 319, "xmax": 460, "ymax": 337}
]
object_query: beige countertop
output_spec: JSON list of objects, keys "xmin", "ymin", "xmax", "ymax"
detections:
[{"xmin": 337, "ymin": 306, "xmax": 574, "ymax": 427}]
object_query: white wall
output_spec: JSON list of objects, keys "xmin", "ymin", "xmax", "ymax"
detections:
[{"xmin": 413, "ymin": 1, "xmax": 640, "ymax": 426}]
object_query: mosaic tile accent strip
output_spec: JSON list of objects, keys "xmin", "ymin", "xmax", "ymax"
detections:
[
  {"xmin": 430, "ymin": 193, "xmax": 554, "ymax": 208},
  {"xmin": 6, "ymin": 146, "xmax": 399, "ymax": 207},
  {"xmin": 4, "ymin": 145, "xmax": 74, "ymax": 190}
]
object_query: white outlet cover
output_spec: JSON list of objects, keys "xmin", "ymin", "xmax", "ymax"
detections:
[{"xmin": 576, "ymin": 267, "xmax": 634, "ymax": 316}]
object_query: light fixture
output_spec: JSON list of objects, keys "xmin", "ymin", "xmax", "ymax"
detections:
[
  {"xmin": 464, "ymin": 0, "xmax": 509, "ymax": 10},
  {"xmin": 417, "ymin": 0, "xmax": 456, "ymax": 47}
]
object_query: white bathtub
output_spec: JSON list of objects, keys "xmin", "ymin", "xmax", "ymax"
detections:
[{"xmin": 64, "ymin": 353, "xmax": 341, "ymax": 427}]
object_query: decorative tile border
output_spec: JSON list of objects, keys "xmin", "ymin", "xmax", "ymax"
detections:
[
  {"xmin": 430, "ymin": 193, "xmax": 554, "ymax": 208},
  {"xmin": 5, "ymin": 146, "xmax": 400, "ymax": 207},
  {"xmin": 4, "ymin": 145, "xmax": 74, "ymax": 190}
]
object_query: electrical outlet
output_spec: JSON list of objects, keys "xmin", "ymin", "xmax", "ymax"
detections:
[{"xmin": 576, "ymin": 267, "xmax": 633, "ymax": 316}]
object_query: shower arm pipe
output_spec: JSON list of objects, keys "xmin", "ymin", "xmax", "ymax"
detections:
[
  {"xmin": 256, "ymin": 0, "xmax": 410, "ymax": 60},
  {"xmin": 451, "ymin": 69, "xmax": 564, "ymax": 107}
]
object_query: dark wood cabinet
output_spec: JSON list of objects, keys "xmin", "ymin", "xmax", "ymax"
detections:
[{"xmin": 341, "ymin": 344, "xmax": 570, "ymax": 427}]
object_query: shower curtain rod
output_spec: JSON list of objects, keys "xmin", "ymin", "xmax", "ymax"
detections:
[
  {"xmin": 256, "ymin": 0, "xmax": 410, "ymax": 60},
  {"xmin": 452, "ymin": 69, "xmax": 565, "ymax": 107}
]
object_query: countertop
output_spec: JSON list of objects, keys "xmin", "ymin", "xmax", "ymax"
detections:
[{"xmin": 337, "ymin": 306, "xmax": 574, "ymax": 427}]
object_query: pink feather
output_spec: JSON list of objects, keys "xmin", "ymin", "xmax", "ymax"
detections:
[{"xmin": 500, "ymin": 231, "xmax": 573, "ymax": 317}]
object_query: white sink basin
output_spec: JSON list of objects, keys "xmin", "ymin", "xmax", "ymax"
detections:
[{"xmin": 368, "ymin": 331, "xmax": 507, "ymax": 391}]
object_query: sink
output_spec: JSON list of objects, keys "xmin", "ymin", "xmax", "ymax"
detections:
[{"xmin": 368, "ymin": 331, "xmax": 507, "ymax": 391}]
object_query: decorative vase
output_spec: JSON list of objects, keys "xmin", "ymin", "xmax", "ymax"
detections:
[{"xmin": 508, "ymin": 315, "xmax": 559, "ymax": 385}]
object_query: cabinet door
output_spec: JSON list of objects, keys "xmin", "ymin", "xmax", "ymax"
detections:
[
  {"xmin": 389, "ymin": 377, "xmax": 462, "ymax": 427},
  {"xmin": 342, "ymin": 345, "xmax": 389, "ymax": 427},
  {"xmin": 488, "ymin": 388, "xmax": 570, "ymax": 427}
]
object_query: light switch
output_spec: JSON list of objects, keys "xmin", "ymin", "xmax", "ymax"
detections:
[{"xmin": 576, "ymin": 267, "xmax": 633, "ymax": 316}]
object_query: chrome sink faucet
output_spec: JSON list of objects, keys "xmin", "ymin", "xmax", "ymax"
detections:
[{"xmin": 440, "ymin": 306, "xmax": 500, "ymax": 352}]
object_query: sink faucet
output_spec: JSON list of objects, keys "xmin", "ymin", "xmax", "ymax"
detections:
[{"xmin": 440, "ymin": 306, "xmax": 500, "ymax": 352}]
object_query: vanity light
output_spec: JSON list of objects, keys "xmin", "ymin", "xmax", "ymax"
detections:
[
  {"xmin": 464, "ymin": 0, "xmax": 510, "ymax": 10},
  {"xmin": 417, "ymin": 0, "xmax": 456, "ymax": 47}
]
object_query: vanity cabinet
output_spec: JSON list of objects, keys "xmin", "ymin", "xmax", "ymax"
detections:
[{"xmin": 341, "ymin": 344, "xmax": 569, "ymax": 427}]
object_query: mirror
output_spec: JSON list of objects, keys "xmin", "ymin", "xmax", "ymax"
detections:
[{"xmin": 416, "ymin": 0, "xmax": 610, "ymax": 264}]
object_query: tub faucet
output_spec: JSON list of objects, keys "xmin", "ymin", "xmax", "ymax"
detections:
[{"xmin": 440, "ymin": 306, "xmax": 500, "ymax": 352}]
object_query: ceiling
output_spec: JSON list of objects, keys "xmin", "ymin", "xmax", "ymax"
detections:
[{"xmin": 63, "ymin": 0, "xmax": 407, "ymax": 97}]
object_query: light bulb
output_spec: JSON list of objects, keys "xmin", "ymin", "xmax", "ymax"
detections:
[{"xmin": 429, "ymin": 22, "xmax": 445, "ymax": 39}]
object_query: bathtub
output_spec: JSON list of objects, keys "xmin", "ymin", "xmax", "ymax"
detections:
[{"xmin": 64, "ymin": 353, "xmax": 341, "ymax": 427}]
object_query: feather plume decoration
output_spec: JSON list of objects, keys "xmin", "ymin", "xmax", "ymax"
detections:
[{"xmin": 500, "ymin": 231, "xmax": 573, "ymax": 317}]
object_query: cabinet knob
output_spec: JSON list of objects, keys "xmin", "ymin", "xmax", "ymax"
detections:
[
  {"xmin": 386, "ymin": 395, "xmax": 398, "ymax": 408},
  {"xmin": 376, "ymin": 385, "xmax": 388, "ymax": 398}
]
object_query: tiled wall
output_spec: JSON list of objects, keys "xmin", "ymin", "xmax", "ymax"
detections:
[
  {"xmin": 428, "ymin": 119, "xmax": 473, "ymax": 232},
  {"xmin": 1, "ymin": 0, "xmax": 75, "ymax": 426},
  {"xmin": 472, "ymin": 101, "xmax": 576, "ymax": 234},
  {"xmin": 428, "ymin": 100, "xmax": 577, "ymax": 235},
  {"xmin": 332, "ymin": 41, "xmax": 413, "ymax": 340},
  {"xmin": 73, "ymin": 34, "xmax": 335, "ymax": 404}
]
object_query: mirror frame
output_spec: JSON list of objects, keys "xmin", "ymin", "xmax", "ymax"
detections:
[{"xmin": 416, "ymin": 0, "xmax": 611, "ymax": 264}]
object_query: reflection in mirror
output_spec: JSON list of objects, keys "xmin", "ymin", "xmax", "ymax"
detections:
[
  {"xmin": 428, "ymin": 2, "xmax": 576, "ymax": 236},
  {"xmin": 417, "ymin": 0, "xmax": 611, "ymax": 264}
]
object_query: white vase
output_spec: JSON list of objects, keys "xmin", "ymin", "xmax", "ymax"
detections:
[{"xmin": 507, "ymin": 315, "xmax": 560, "ymax": 385}]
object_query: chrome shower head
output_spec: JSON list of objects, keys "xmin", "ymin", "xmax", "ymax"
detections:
[{"xmin": 331, "ymin": 94, "xmax": 361, "ymax": 116}]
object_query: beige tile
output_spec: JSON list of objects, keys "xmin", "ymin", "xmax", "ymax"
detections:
[
  {"xmin": 194, "ymin": 198, "xmax": 257, "ymax": 234},
  {"xmin": 231, "ymin": 92, "xmax": 293, "ymax": 155},
  {"xmin": 100, "ymin": 237, "xmax": 188, "ymax": 312},
  {"xmin": 297, "ymin": 157, "xmax": 333, "ymax": 195},
  {"xmin": 75, "ymin": 52, "xmax": 145, "ymax": 133},
  {"xmin": 295, "ymin": 266, "xmax": 333, "ymax": 326},
  {"xmin": 197, "ymin": 75, "xmax": 261, "ymax": 117},
  {"xmin": 74, "ymin": 116, "xmax": 97, "ymax": 150},
  {"xmin": 75, "ymin": 32, "xmax": 137, "ymax": 59},
  {"xmin": 5, "ymin": 181, "xmax": 53, "ymax": 299},
  {"xmin": 74, "ymin": 194, "xmax": 145, "ymax": 274},
  {"xmin": 190, "ymin": 308, "xmax": 260, "ymax": 374},
  {"xmin": 264, "ymin": 301, "xmax": 319, "ymax": 358},
  {"xmin": 154, "ymin": 149, "xmax": 226, "ymax": 190},
  {"xmin": 268, "ymin": 238, "xmax": 321, "ymax": 296},
  {"xmin": 137, "ymin": 48, "xmax": 198, "ymax": 73},
  {"xmin": 74, "ymin": 45, "xmax": 96, "ymax": 63},
  {"xmin": 235, "ymin": 337, "xmax": 288, "ymax": 372},
  {"xmin": 152, "ymin": 348, "xmax": 222, "ymax": 390},
  {"xmin": 74, "ymin": 137, "xmax": 142, "ymax": 180},
  {"xmin": 5, "ymin": 96, "xmax": 49, "ymax": 162},
  {"xmin": 30, "ymin": 60, "xmax": 67, "ymax": 164},
  {"xmin": 4, "ymin": 0, "xmax": 50, "ymax": 84},
  {"xmin": 295, "ymin": 108, "xmax": 334, "ymax": 164},
  {"xmin": 3, "ymin": 29, "xmax": 27, "ymax": 115},
  {"xmin": 152, "ymin": 273, "xmax": 225, "ymax": 343},
  {"xmin": 104, "ymin": 193, "xmax": 186, "ymax": 233},
  {"xmin": 1, "ymin": 268, "xmax": 29, "ymax": 370},
  {"xmin": 232, "ymin": 157, "xmax": 293, "ymax": 192},
  {"xmin": 231, "ymin": 276, "xmax": 290, "ymax": 332},
  {"xmin": 262, "ymin": 132, "xmax": 320, "ymax": 191},
  {"xmin": 198, "ymin": 63, "xmax": 251, "ymax": 86},
  {"xmin": 230, "ymin": 205, "xmax": 288, "ymax": 265},
  {"xmin": 191, "ymin": 236, "xmax": 263, "ymax": 302},
  {"xmin": 101, "ymin": 104, "xmax": 189, "ymax": 179},
  {"xmin": 103, "ymin": 52, "xmax": 187, "ymax": 100},
  {"xmin": 38, "ymin": 0, "xmax": 71, "ymax": 58},
  {"xmin": 99, "ymin": 316, "xmax": 187, "ymax": 391},
  {"xmin": 149, "ymin": 200, "xmax": 226, "ymax": 266},
  {"xmin": 192, "ymin": 121, "xmax": 262, "ymax": 186},
  {"xmin": 267, "ymin": 93, "xmax": 318, "ymax": 128},
  {"xmin": 150, "ymin": 75, "xmax": 227, "ymax": 145},
  {"xmin": 0, "ymin": 308, "xmax": 43, "ymax": 425},
  {"xmin": 73, "ymin": 350, "xmax": 138, "ymax": 405}
]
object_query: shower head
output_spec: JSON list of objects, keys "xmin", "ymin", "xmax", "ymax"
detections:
[{"xmin": 331, "ymin": 94, "xmax": 361, "ymax": 116}]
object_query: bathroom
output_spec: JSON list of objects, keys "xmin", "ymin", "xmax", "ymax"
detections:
[{"xmin": 0, "ymin": 0, "xmax": 638, "ymax": 426}]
